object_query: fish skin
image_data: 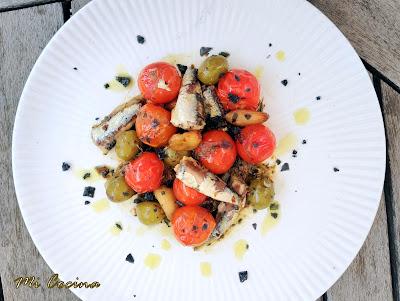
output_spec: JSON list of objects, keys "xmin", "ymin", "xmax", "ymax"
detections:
[
  {"xmin": 91, "ymin": 95, "xmax": 143, "ymax": 153},
  {"xmin": 203, "ymin": 86, "xmax": 224, "ymax": 118},
  {"xmin": 171, "ymin": 67, "xmax": 205, "ymax": 130}
]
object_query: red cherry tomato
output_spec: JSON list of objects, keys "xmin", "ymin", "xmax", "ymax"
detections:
[
  {"xmin": 125, "ymin": 152, "xmax": 164, "ymax": 193},
  {"xmin": 195, "ymin": 130, "xmax": 237, "ymax": 174},
  {"xmin": 217, "ymin": 69, "xmax": 260, "ymax": 111},
  {"xmin": 138, "ymin": 62, "xmax": 181, "ymax": 104},
  {"xmin": 172, "ymin": 206, "xmax": 216, "ymax": 246},
  {"xmin": 236, "ymin": 124, "xmax": 276, "ymax": 164},
  {"xmin": 173, "ymin": 179, "xmax": 207, "ymax": 205},
  {"xmin": 136, "ymin": 103, "xmax": 177, "ymax": 147}
]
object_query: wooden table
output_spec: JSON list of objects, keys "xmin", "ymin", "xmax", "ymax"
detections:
[{"xmin": 0, "ymin": 1, "xmax": 399, "ymax": 300}]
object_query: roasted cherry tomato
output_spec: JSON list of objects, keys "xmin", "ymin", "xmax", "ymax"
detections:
[
  {"xmin": 138, "ymin": 62, "xmax": 181, "ymax": 104},
  {"xmin": 125, "ymin": 152, "xmax": 164, "ymax": 193},
  {"xmin": 195, "ymin": 130, "xmax": 236, "ymax": 174},
  {"xmin": 173, "ymin": 178, "xmax": 207, "ymax": 205},
  {"xmin": 172, "ymin": 205, "xmax": 216, "ymax": 246},
  {"xmin": 217, "ymin": 69, "xmax": 260, "ymax": 111},
  {"xmin": 236, "ymin": 124, "xmax": 276, "ymax": 164},
  {"xmin": 136, "ymin": 103, "xmax": 177, "ymax": 147}
]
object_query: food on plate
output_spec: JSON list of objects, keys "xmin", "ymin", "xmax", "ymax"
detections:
[
  {"xmin": 91, "ymin": 95, "xmax": 143, "ymax": 153},
  {"xmin": 138, "ymin": 62, "xmax": 181, "ymax": 104},
  {"xmin": 171, "ymin": 66, "xmax": 205, "ymax": 130},
  {"xmin": 217, "ymin": 69, "xmax": 260, "ymax": 111},
  {"xmin": 135, "ymin": 103, "xmax": 177, "ymax": 147},
  {"xmin": 91, "ymin": 54, "xmax": 277, "ymax": 247}
]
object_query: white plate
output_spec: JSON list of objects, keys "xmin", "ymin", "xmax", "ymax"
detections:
[{"xmin": 12, "ymin": 0, "xmax": 385, "ymax": 300}]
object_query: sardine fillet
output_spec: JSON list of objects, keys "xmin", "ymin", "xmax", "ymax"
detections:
[
  {"xmin": 174, "ymin": 157, "xmax": 241, "ymax": 205},
  {"xmin": 203, "ymin": 86, "xmax": 224, "ymax": 118},
  {"xmin": 91, "ymin": 95, "xmax": 143, "ymax": 153},
  {"xmin": 171, "ymin": 67, "xmax": 205, "ymax": 130}
]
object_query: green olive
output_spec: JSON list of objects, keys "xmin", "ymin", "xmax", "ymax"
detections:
[
  {"xmin": 105, "ymin": 175, "xmax": 135, "ymax": 202},
  {"xmin": 198, "ymin": 55, "xmax": 229, "ymax": 85},
  {"xmin": 163, "ymin": 147, "xmax": 189, "ymax": 168},
  {"xmin": 136, "ymin": 201, "xmax": 166, "ymax": 225},
  {"xmin": 247, "ymin": 178, "xmax": 274, "ymax": 210},
  {"xmin": 115, "ymin": 130, "xmax": 140, "ymax": 161}
]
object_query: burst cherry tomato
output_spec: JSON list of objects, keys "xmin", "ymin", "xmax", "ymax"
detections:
[
  {"xmin": 195, "ymin": 130, "xmax": 236, "ymax": 174},
  {"xmin": 236, "ymin": 124, "xmax": 276, "ymax": 164},
  {"xmin": 172, "ymin": 206, "xmax": 216, "ymax": 246},
  {"xmin": 217, "ymin": 69, "xmax": 260, "ymax": 111},
  {"xmin": 138, "ymin": 62, "xmax": 181, "ymax": 104},
  {"xmin": 125, "ymin": 152, "xmax": 164, "ymax": 193},
  {"xmin": 136, "ymin": 103, "xmax": 177, "ymax": 147},
  {"xmin": 173, "ymin": 178, "xmax": 207, "ymax": 205}
]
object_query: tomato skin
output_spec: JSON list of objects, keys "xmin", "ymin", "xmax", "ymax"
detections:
[
  {"xmin": 138, "ymin": 62, "xmax": 181, "ymax": 104},
  {"xmin": 136, "ymin": 103, "xmax": 177, "ymax": 147},
  {"xmin": 125, "ymin": 152, "xmax": 164, "ymax": 193},
  {"xmin": 195, "ymin": 130, "xmax": 237, "ymax": 174},
  {"xmin": 217, "ymin": 69, "xmax": 260, "ymax": 111},
  {"xmin": 172, "ymin": 206, "xmax": 216, "ymax": 246},
  {"xmin": 173, "ymin": 179, "xmax": 207, "ymax": 205},
  {"xmin": 236, "ymin": 124, "xmax": 276, "ymax": 164}
]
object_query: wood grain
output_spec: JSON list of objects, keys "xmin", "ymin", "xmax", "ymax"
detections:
[
  {"xmin": 0, "ymin": 4, "xmax": 78, "ymax": 301},
  {"xmin": 382, "ymin": 81, "xmax": 400, "ymax": 298},
  {"xmin": 71, "ymin": 0, "xmax": 90, "ymax": 14},
  {"xmin": 0, "ymin": 0, "xmax": 60, "ymax": 10},
  {"xmin": 309, "ymin": 0, "xmax": 400, "ymax": 89}
]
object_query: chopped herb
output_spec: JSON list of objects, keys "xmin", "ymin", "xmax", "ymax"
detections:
[
  {"xmin": 281, "ymin": 79, "xmax": 288, "ymax": 86},
  {"xmin": 115, "ymin": 223, "xmax": 122, "ymax": 230},
  {"xmin": 270, "ymin": 202, "xmax": 279, "ymax": 211},
  {"xmin": 73, "ymin": 67, "xmax": 78, "ymax": 70},
  {"xmin": 234, "ymin": 74, "xmax": 241, "ymax": 81},
  {"xmin": 122, "ymin": 191, "xmax": 130, "ymax": 196},
  {"xmin": 268, "ymin": 43, "xmax": 272, "ymax": 47},
  {"xmin": 115, "ymin": 76, "xmax": 131, "ymax": 87},
  {"xmin": 238, "ymin": 218, "xmax": 243, "ymax": 224},
  {"xmin": 125, "ymin": 253, "xmax": 134, "ymax": 263},
  {"xmin": 83, "ymin": 172, "xmax": 91, "ymax": 180},
  {"xmin": 177, "ymin": 64, "xmax": 187, "ymax": 75},
  {"xmin": 83, "ymin": 186, "xmax": 95, "ymax": 198},
  {"xmin": 228, "ymin": 93, "xmax": 240, "ymax": 104},
  {"xmin": 252, "ymin": 223, "xmax": 257, "ymax": 230},
  {"xmin": 280, "ymin": 163, "xmax": 289, "ymax": 172},
  {"xmin": 271, "ymin": 212, "xmax": 278, "ymax": 219},
  {"xmin": 302, "ymin": 139, "xmax": 307, "ymax": 144},
  {"xmin": 136, "ymin": 35, "xmax": 145, "ymax": 44},
  {"xmin": 84, "ymin": 200, "xmax": 91, "ymax": 205},
  {"xmin": 62, "ymin": 162, "xmax": 71, "ymax": 171},
  {"xmin": 276, "ymin": 159, "xmax": 281, "ymax": 165},
  {"xmin": 316, "ymin": 96, "xmax": 321, "ymax": 100},
  {"xmin": 200, "ymin": 47, "xmax": 213, "ymax": 56},
  {"xmin": 238, "ymin": 271, "xmax": 248, "ymax": 283},
  {"xmin": 219, "ymin": 51, "xmax": 230, "ymax": 57},
  {"xmin": 104, "ymin": 83, "xmax": 110, "ymax": 89},
  {"xmin": 333, "ymin": 167, "xmax": 340, "ymax": 172}
]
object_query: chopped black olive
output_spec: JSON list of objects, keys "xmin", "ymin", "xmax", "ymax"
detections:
[
  {"xmin": 292, "ymin": 150, "xmax": 297, "ymax": 158},
  {"xmin": 104, "ymin": 83, "xmax": 110, "ymax": 89},
  {"xmin": 83, "ymin": 186, "xmax": 95, "ymax": 198},
  {"xmin": 134, "ymin": 196, "xmax": 145, "ymax": 204},
  {"xmin": 200, "ymin": 47, "xmax": 212, "ymax": 56},
  {"xmin": 270, "ymin": 202, "xmax": 279, "ymax": 211},
  {"xmin": 333, "ymin": 167, "xmax": 340, "ymax": 172},
  {"xmin": 177, "ymin": 64, "xmax": 188, "ymax": 76},
  {"xmin": 281, "ymin": 79, "xmax": 288, "ymax": 86},
  {"xmin": 83, "ymin": 172, "xmax": 91, "ymax": 180},
  {"xmin": 316, "ymin": 96, "xmax": 321, "ymax": 100},
  {"xmin": 219, "ymin": 51, "xmax": 230, "ymax": 57},
  {"xmin": 204, "ymin": 116, "xmax": 227, "ymax": 131},
  {"xmin": 268, "ymin": 43, "xmax": 272, "ymax": 47},
  {"xmin": 202, "ymin": 223, "xmax": 208, "ymax": 230},
  {"xmin": 116, "ymin": 76, "xmax": 131, "ymax": 87},
  {"xmin": 136, "ymin": 35, "xmax": 145, "ymax": 44},
  {"xmin": 62, "ymin": 162, "xmax": 71, "ymax": 171},
  {"xmin": 302, "ymin": 139, "xmax": 307, "ymax": 144},
  {"xmin": 271, "ymin": 212, "xmax": 278, "ymax": 219},
  {"xmin": 234, "ymin": 74, "xmax": 241, "ymax": 81},
  {"xmin": 142, "ymin": 192, "xmax": 155, "ymax": 201},
  {"xmin": 298, "ymin": 72, "xmax": 301, "ymax": 76},
  {"xmin": 280, "ymin": 163, "xmax": 289, "ymax": 172},
  {"xmin": 228, "ymin": 93, "xmax": 240, "ymax": 104},
  {"xmin": 134, "ymin": 295, "xmax": 136, "ymax": 298},
  {"xmin": 73, "ymin": 67, "xmax": 78, "ymax": 70},
  {"xmin": 115, "ymin": 223, "xmax": 122, "ymax": 230},
  {"xmin": 151, "ymin": 119, "xmax": 160, "ymax": 128},
  {"xmin": 246, "ymin": 244, "xmax": 249, "ymax": 249},
  {"xmin": 238, "ymin": 271, "xmax": 248, "ymax": 283},
  {"xmin": 95, "ymin": 117, "xmax": 99, "ymax": 121},
  {"xmin": 252, "ymin": 223, "xmax": 257, "ymax": 230},
  {"xmin": 238, "ymin": 218, "xmax": 243, "ymax": 224},
  {"xmin": 276, "ymin": 159, "xmax": 281, "ymax": 165},
  {"xmin": 84, "ymin": 200, "xmax": 91, "ymax": 205},
  {"xmin": 266, "ymin": 54, "xmax": 271, "ymax": 59},
  {"xmin": 125, "ymin": 253, "xmax": 134, "ymax": 263}
]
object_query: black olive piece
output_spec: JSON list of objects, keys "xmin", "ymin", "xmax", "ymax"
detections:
[
  {"xmin": 125, "ymin": 253, "xmax": 134, "ymax": 263},
  {"xmin": 200, "ymin": 47, "xmax": 212, "ymax": 56},
  {"xmin": 268, "ymin": 43, "xmax": 272, "ymax": 47},
  {"xmin": 281, "ymin": 79, "xmax": 288, "ymax": 86},
  {"xmin": 143, "ymin": 192, "xmax": 156, "ymax": 201},
  {"xmin": 95, "ymin": 117, "xmax": 100, "ymax": 121},
  {"xmin": 271, "ymin": 212, "xmax": 278, "ymax": 219},
  {"xmin": 219, "ymin": 51, "xmax": 230, "ymax": 57},
  {"xmin": 115, "ymin": 223, "xmax": 122, "ymax": 230},
  {"xmin": 316, "ymin": 96, "xmax": 321, "ymax": 100},
  {"xmin": 104, "ymin": 83, "xmax": 110, "ymax": 89},
  {"xmin": 62, "ymin": 162, "xmax": 71, "ymax": 171},
  {"xmin": 134, "ymin": 196, "xmax": 145, "ymax": 204},
  {"xmin": 252, "ymin": 223, "xmax": 257, "ymax": 230},
  {"xmin": 83, "ymin": 186, "xmax": 95, "ymax": 198},
  {"xmin": 84, "ymin": 200, "xmax": 91, "ymax": 205},
  {"xmin": 234, "ymin": 74, "xmax": 240, "ymax": 81},
  {"xmin": 280, "ymin": 163, "xmax": 289, "ymax": 172},
  {"xmin": 177, "ymin": 64, "xmax": 188, "ymax": 76},
  {"xmin": 73, "ymin": 67, "xmax": 78, "ymax": 70},
  {"xmin": 298, "ymin": 72, "xmax": 301, "ymax": 76},
  {"xmin": 115, "ymin": 76, "xmax": 131, "ymax": 87},
  {"xmin": 276, "ymin": 159, "xmax": 281, "ymax": 165},
  {"xmin": 302, "ymin": 139, "xmax": 307, "ymax": 144},
  {"xmin": 270, "ymin": 202, "xmax": 279, "ymax": 211},
  {"xmin": 228, "ymin": 93, "xmax": 240, "ymax": 104},
  {"xmin": 154, "ymin": 148, "xmax": 165, "ymax": 160},
  {"xmin": 136, "ymin": 35, "xmax": 145, "ymax": 44},
  {"xmin": 238, "ymin": 271, "xmax": 248, "ymax": 283},
  {"xmin": 83, "ymin": 172, "xmax": 91, "ymax": 180},
  {"xmin": 333, "ymin": 167, "xmax": 340, "ymax": 172}
]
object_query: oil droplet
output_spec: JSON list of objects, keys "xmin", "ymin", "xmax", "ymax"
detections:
[
  {"xmin": 200, "ymin": 262, "xmax": 212, "ymax": 277},
  {"xmin": 91, "ymin": 198, "xmax": 110, "ymax": 213},
  {"xmin": 261, "ymin": 201, "xmax": 281, "ymax": 235},
  {"xmin": 161, "ymin": 53, "xmax": 190, "ymax": 65},
  {"xmin": 104, "ymin": 66, "xmax": 134, "ymax": 92},
  {"xmin": 293, "ymin": 107, "xmax": 311, "ymax": 125},
  {"xmin": 275, "ymin": 50, "xmax": 286, "ymax": 62},
  {"xmin": 144, "ymin": 253, "xmax": 161, "ymax": 270},
  {"xmin": 73, "ymin": 168, "xmax": 102, "ymax": 183},
  {"xmin": 233, "ymin": 239, "xmax": 249, "ymax": 260},
  {"xmin": 161, "ymin": 239, "xmax": 171, "ymax": 251},
  {"xmin": 135, "ymin": 225, "xmax": 147, "ymax": 236},
  {"xmin": 159, "ymin": 222, "xmax": 174, "ymax": 237},
  {"xmin": 110, "ymin": 223, "xmax": 122, "ymax": 236},
  {"xmin": 275, "ymin": 133, "xmax": 298, "ymax": 156},
  {"xmin": 253, "ymin": 66, "xmax": 264, "ymax": 80}
]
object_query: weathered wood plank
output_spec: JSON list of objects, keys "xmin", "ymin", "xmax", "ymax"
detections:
[
  {"xmin": 0, "ymin": 4, "xmax": 78, "ymax": 301},
  {"xmin": 71, "ymin": 0, "xmax": 90, "ymax": 14},
  {"xmin": 382, "ymin": 81, "xmax": 400, "ymax": 299},
  {"xmin": 0, "ymin": 0, "xmax": 60, "ymax": 11},
  {"xmin": 309, "ymin": 0, "xmax": 400, "ymax": 89}
]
